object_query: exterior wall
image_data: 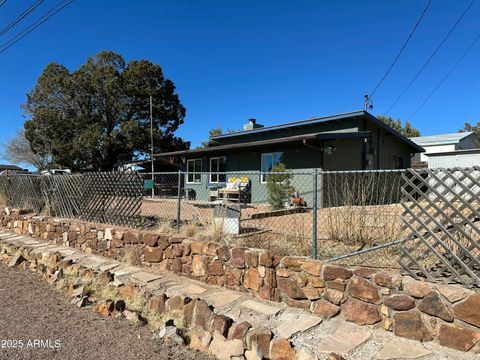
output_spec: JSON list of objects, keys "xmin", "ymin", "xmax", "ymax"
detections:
[
  {"xmin": 428, "ymin": 152, "xmax": 480, "ymax": 168},
  {"xmin": 458, "ymin": 134, "xmax": 478, "ymax": 150},
  {"xmin": 2, "ymin": 210, "xmax": 479, "ymax": 354},
  {"xmin": 419, "ymin": 144, "xmax": 456, "ymax": 162}
]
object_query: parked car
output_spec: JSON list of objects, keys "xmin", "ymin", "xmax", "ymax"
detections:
[{"xmin": 40, "ymin": 169, "xmax": 72, "ymax": 176}]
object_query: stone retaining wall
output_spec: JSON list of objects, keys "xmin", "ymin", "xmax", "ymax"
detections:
[{"xmin": 1, "ymin": 208, "xmax": 479, "ymax": 353}]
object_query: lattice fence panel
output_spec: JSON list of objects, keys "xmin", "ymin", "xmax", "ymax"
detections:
[
  {"xmin": 399, "ymin": 167, "xmax": 480, "ymax": 287},
  {"xmin": 0, "ymin": 175, "xmax": 45, "ymax": 212}
]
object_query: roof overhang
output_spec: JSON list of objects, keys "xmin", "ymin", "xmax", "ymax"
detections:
[{"xmin": 154, "ymin": 131, "xmax": 371, "ymax": 158}]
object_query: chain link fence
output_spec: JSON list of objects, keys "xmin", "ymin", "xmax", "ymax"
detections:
[
  {"xmin": 0, "ymin": 169, "xmax": 407, "ymax": 267},
  {"xmin": 139, "ymin": 170, "xmax": 406, "ymax": 268}
]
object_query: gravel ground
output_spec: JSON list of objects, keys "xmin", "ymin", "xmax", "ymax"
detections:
[{"xmin": 0, "ymin": 263, "xmax": 213, "ymax": 360}]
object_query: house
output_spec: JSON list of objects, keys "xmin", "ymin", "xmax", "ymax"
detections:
[
  {"xmin": 155, "ymin": 110, "xmax": 423, "ymax": 204},
  {"xmin": 0, "ymin": 164, "xmax": 28, "ymax": 175},
  {"xmin": 426, "ymin": 148, "xmax": 480, "ymax": 168},
  {"xmin": 410, "ymin": 132, "xmax": 479, "ymax": 163}
]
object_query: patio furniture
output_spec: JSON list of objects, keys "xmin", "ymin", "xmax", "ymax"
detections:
[{"xmin": 218, "ymin": 177, "xmax": 251, "ymax": 204}]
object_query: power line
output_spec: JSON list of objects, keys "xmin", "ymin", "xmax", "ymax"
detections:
[
  {"xmin": 409, "ymin": 31, "xmax": 480, "ymax": 119},
  {"xmin": 0, "ymin": 0, "xmax": 46, "ymax": 37},
  {"xmin": 0, "ymin": 0, "xmax": 73, "ymax": 55},
  {"xmin": 385, "ymin": 0, "xmax": 477, "ymax": 114},
  {"xmin": 369, "ymin": 0, "xmax": 432, "ymax": 99}
]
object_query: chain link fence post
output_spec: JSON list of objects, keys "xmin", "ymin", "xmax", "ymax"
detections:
[
  {"xmin": 312, "ymin": 168, "xmax": 318, "ymax": 259},
  {"xmin": 176, "ymin": 170, "xmax": 182, "ymax": 232}
]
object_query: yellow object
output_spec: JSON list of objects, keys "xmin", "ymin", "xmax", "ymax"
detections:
[{"xmin": 228, "ymin": 177, "xmax": 249, "ymax": 183}]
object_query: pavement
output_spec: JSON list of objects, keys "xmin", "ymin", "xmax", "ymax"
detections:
[{"xmin": 0, "ymin": 230, "xmax": 478, "ymax": 360}]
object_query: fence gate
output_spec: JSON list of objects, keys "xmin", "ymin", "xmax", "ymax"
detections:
[{"xmin": 398, "ymin": 167, "xmax": 480, "ymax": 287}]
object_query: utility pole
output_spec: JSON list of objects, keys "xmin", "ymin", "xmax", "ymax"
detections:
[{"xmin": 150, "ymin": 95, "xmax": 154, "ymax": 198}]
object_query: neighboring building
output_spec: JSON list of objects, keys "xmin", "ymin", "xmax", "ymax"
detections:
[
  {"xmin": 410, "ymin": 132, "xmax": 478, "ymax": 163},
  {"xmin": 0, "ymin": 164, "xmax": 28, "ymax": 175},
  {"xmin": 155, "ymin": 110, "xmax": 423, "ymax": 203},
  {"xmin": 427, "ymin": 149, "xmax": 480, "ymax": 168}
]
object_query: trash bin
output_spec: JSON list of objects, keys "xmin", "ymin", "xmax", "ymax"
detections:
[{"xmin": 213, "ymin": 204, "xmax": 241, "ymax": 235}]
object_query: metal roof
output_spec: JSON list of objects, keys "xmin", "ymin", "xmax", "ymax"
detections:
[
  {"xmin": 154, "ymin": 131, "xmax": 372, "ymax": 158},
  {"xmin": 410, "ymin": 132, "xmax": 473, "ymax": 146},
  {"xmin": 208, "ymin": 110, "xmax": 424, "ymax": 153}
]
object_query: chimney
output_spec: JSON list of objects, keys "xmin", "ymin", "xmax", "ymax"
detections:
[{"xmin": 243, "ymin": 118, "xmax": 264, "ymax": 131}]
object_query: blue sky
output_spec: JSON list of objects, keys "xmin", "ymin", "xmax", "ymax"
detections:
[{"xmin": 1, "ymin": 0, "xmax": 479, "ymax": 158}]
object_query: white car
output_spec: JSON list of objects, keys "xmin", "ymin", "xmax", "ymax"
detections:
[{"xmin": 40, "ymin": 169, "xmax": 72, "ymax": 176}]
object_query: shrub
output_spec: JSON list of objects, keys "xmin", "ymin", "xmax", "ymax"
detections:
[{"xmin": 266, "ymin": 163, "xmax": 294, "ymax": 209}]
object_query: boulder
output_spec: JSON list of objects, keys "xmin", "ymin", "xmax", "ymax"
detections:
[
  {"xmin": 347, "ymin": 277, "xmax": 381, "ymax": 304},
  {"xmin": 244, "ymin": 268, "xmax": 261, "ymax": 292},
  {"xmin": 453, "ymin": 293, "xmax": 480, "ymax": 328},
  {"xmin": 438, "ymin": 324, "xmax": 480, "ymax": 352},
  {"xmin": 418, "ymin": 292, "xmax": 453, "ymax": 322},
  {"xmin": 402, "ymin": 277, "xmax": 432, "ymax": 298},
  {"xmin": 301, "ymin": 260, "xmax": 322, "ymax": 276},
  {"xmin": 323, "ymin": 265, "xmax": 353, "ymax": 281},
  {"xmin": 144, "ymin": 247, "xmax": 163, "ymax": 262},
  {"xmin": 231, "ymin": 248, "xmax": 246, "ymax": 269},
  {"xmin": 393, "ymin": 311, "xmax": 432, "ymax": 341},
  {"xmin": 270, "ymin": 339, "xmax": 296, "ymax": 360},
  {"xmin": 247, "ymin": 326, "xmax": 272, "ymax": 358},
  {"xmin": 189, "ymin": 326, "xmax": 212, "ymax": 352},
  {"xmin": 312, "ymin": 299, "xmax": 340, "ymax": 319},
  {"xmin": 277, "ymin": 277, "xmax": 306, "ymax": 300},
  {"xmin": 341, "ymin": 299, "xmax": 381, "ymax": 325},
  {"xmin": 209, "ymin": 333, "xmax": 244, "ymax": 360},
  {"xmin": 384, "ymin": 294, "xmax": 415, "ymax": 311}
]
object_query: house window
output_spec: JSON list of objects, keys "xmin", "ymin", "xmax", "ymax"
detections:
[
  {"xmin": 261, "ymin": 152, "xmax": 283, "ymax": 183},
  {"xmin": 393, "ymin": 156, "xmax": 403, "ymax": 169},
  {"xmin": 210, "ymin": 157, "xmax": 227, "ymax": 183},
  {"xmin": 187, "ymin": 159, "xmax": 202, "ymax": 183}
]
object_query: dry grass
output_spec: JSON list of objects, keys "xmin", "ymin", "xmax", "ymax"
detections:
[
  {"xmin": 123, "ymin": 247, "xmax": 142, "ymax": 266},
  {"xmin": 0, "ymin": 192, "xmax": 6, "ymax": 206},
  {"xmin": 153, "ymin": 219, "xmax": 176, "ymax": 234},
  {"xmin": 180, "ymin": 222, "xmax": 202, "ymax": 237}
]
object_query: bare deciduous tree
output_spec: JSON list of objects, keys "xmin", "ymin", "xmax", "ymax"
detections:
[{"xmin": 2, "ymin": 129, "xmax": 51, "ymax": 170}]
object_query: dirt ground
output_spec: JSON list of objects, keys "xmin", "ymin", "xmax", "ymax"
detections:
[{"xmin": 0, "ymin": 263, "xmax": 212, "ymax": 360}]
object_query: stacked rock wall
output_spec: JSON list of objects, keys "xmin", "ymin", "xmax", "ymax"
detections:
[{"xmin": 1, "ymin": 208, "xmax": 479, "ymax": 352}]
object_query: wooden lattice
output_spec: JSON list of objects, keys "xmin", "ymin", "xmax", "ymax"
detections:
[
  {"xmin": 399, "ymin": 167, "xmax": 480, "ymax": 287},
  {"xmin": 0, "ymin": 172, "xmax": 143, "ymax": 228}
]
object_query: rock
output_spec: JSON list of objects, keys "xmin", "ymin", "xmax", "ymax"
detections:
[
  {"xmin": 282, "ymin": 257, "xmax": 303, "ymax": 271},
  {"xmin": 193, "ymin": 300, "xmax": 214, "ymax": 331},
  {"xmin": 270, "ymin": 339, "xmax": 296, "ymax": 360},
  {"xmin": 73, "ymin": 296, "xmax": 88, "ymax": 308},
  {"xmin": 191, "ymin": 255, "xmax": 206, "ymax": 276},
  {"xmin": 244, "ymin": 268, "xmax": 261, "ymax": 292},
  {"xmin": 326, "ymin": 280, "xmax": 345, "ymax": 292},
  {"xmin": 296, "ymin": 348, "xmax": 317, "ymax": 360},
  {"xmin": 157, "ymin": 235, "xmax": 170, "ymax": 250},
  {"xmin": 245, "ymin": 345, "xmax": 262, "ymax": 360},
  {"xmin": 247, "ymin": 327, "xmax": 272, "ymax": 358},
  {"xmin": 149, "ymin": 293, "xmax": 166, "ymax": 314},
  {"xmin": 373, "ymin": 272, "xmax": 393, "ymax": 288},
  {"xmin": 8, "ymin": 254, "xmax": 25, "ymax": 267},
  {"xmin": 438, "ymin": 324, "xmax": 480, "ymax": 352},
  {"xmin": 144, "ymin": 247, "xmax": 163, "ymax": 262},
  {"xmin": 228, "ymin": 321, "xmax": 252, "ymax": 340},
  {"xmin": 211, "ymin": 315, "xmax": 233, "ymax": 337},
  {"xmin": 114, "ymin": 300, "xmax": 126, "ymax": 313},
  {"xmin": 341, "ymin": 299, "xmax": 381, "ymax": 325},
  {"xmin": 353, "ymin": 267, "xmax": 377, "ymax": 279},
  {"xmin": 323, "ymin": 265, "xmax": 352, "ymax": 281},
  {"xmin": 259, "ymin": 251, "xmax": 275, "ymax": 267},
  {"xmin": 384, "ymin": 294, "xmax": 415, "ymax": 311},
  {"xmin": 347, "ymin": 277, "xmax": 380, "ymax": 304},
  {"xmin": 123, "ymin": 310, "xmax": 146, "ymax": 325},
  {"xmin": 154, "ymin": 325, "xmax": 184, "ymax": 345},
  {"xmin": 72, "ymin": 285, "xmax": 86, "ymax": 298},
  {"xmin": 209, "ymin": 332, "xmax": 244, "ymax": 360},
  {"xmin": 208, "ymin": 259, "xmax": 224, "ymax": 276},
  {"xmin": 302, "ymin": 287, "xmax": 322, "ymax": 300},
  {"xmin": 94, "ymin": 300, "xmax": 114, "ymax": 317},
  {"xmin": 393, "ymin": 311, "xmax": 432, "ymax": 341},
  {"xmin": 418, "ymin": 292, "xmax": 453, "ymax": 322},
  {"xmin": 143, "ymin": 234, "xmax": 158, "ymax": 247},
  {"xmin": 123, "ymin": 231, "xmax": 142, "ymax": 244},
  {"xmin": 189, "ymin": 326, "xmax": 212, "ymax": 352},
  {"xmin": 312, "ymin": 299, "xmax": 340, "ymax": 319},
  {"xmin": 301, "ymin": 260, "xmax": 322, "ymax": 276},
  {"xmin": 317, "ymin": 324, "xmax": 370, "ymax": 354},
  {"xmin": 436, "ymin": 284, "xmax": 471, "ymax": 303},
  {"xmin": 453, "ymin": 293, "xmax": 480, "ymax": 328},
  {"xmin": 217, "ymin": 245, "xmax": 231, "ymax": 261},
  {"xmin": 245, "ymin": 251, "xmax": 259, "ymax": 267},
  {"xmin": 277, "ymin": 277, "xmax": 306, "ymax": 299},
  {"xmin": 166, "ymin": 295, "xmax": 190, "ymax": 316},
  {"xmin": 323, "ymin": 288, "xmax": 343, "ymax": 305},
  {"xmin": 231, "ymin": 248, "xmax": 246, "ymax": 268},
  {"xmin": 402, "ymin": 277, "xmax": 431, "ymax": 298},
  {"xmin": 375, "ymin": 338, "xmax": 432, "ymax": 359},
  {"xmin": 327, "ymin": 354, "xmax": 345, "ymax": 360}
]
